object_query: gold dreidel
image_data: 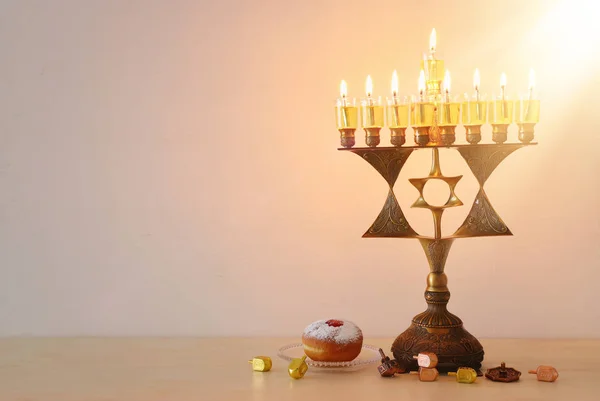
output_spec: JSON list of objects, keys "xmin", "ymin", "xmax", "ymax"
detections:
[
  {"xmin": 335, "ymin": 80, "xmax": 358, "ymax": 148},
  {"xmin": 361, "ymin": 75, "xmax": 383, "ymax": 147},
  {"xmin": 377, "ymin": 348, "xmax": 402, "ymax": 377},
  {"xmin": 410, "ymin": 367, "xmax": 439, "ymax": 382},
  {"xmin": 462, "ymin": 70, "xmax": 486, "ymax": 144},
  {"xmin": 288, "ymin": 355, "xmax": 308, "ymax": 379},
  {"xmin": 248, "ymin": 356, "xmax": 272, "ymax": 372},
  {"xmin": 448, "ymin": 367, "xmax": 478, "ymax": 383},
  {"xmin": 489, "ymin": 73, "xmax": 513, "ymax": 144},
  {"xmin": 528, "ymin": 365, "xmax": 559, "ymax": 382},
  {"xmin": 413, "ymin": 352, "xmax": 438, "ymax": 368},
  {"xmin": 516, "ymin": 69, "xmax": 539, "ymax": 143},
  {"xmin": 387, "ymin": 71, "xmax": 409, "ymax": 147}
]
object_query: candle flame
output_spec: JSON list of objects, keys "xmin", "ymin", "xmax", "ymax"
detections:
[
  {"xmin": 500, "ymin": 72, "xmax": 507, "ymax": 88},
  {"xmin": 528, "ymin": 68, "xmax": 536, "ymax": 90},
  {"xmin": 444, "ymin": 70, "xmax": 451, "ymax": 93},
  {"xmin": 418, "ymin": 69, "xmax": 425, "ymax": 94},
  {"xmin": 429, "ymin": 28, "xmax": 436, "ymax": 53},
  {"xmin": 391, "ymin": 70, "xmax": 399, "ymax": 96},
  {"xmin": 474, "ymin": 68, "xmax": 480, "ymax": 91},
  {"xmin": 340, "ymin": 80, "xmax": 347, "ymax": 98},
  {"xmin": 366, "ymin": 75, "xmax": 373, "ymax": 97}
]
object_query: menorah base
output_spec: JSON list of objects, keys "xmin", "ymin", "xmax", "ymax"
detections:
[{"xmin": 391, "ymin": 323, "xmax": 484, "ymax": 375}]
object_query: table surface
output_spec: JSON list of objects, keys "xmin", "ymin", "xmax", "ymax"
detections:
[{"xmin": 0, "ymin": 338, "xmax": 598, "ymax": 401}]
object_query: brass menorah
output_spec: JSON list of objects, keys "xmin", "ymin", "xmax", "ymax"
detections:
[{"xmin": 339, "ymin": 142, "xmax": 535, "ymax": 374}]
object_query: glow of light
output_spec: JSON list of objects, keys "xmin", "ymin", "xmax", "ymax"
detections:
[
  {"xmin": 391, "ymin": 70, "xmax": 398, "ymax": 96},
  {"xmin": 340, "ymin": 80, "xmax": 347, "ymax": 98},
  {"xmin": 366, "ymin": 75, "xmax": 373, "ymax": 97}
]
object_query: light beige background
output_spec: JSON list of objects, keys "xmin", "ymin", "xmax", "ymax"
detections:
[{"xmin": 0, "ymin": 0, "xmax": 598, "ymax": 337}]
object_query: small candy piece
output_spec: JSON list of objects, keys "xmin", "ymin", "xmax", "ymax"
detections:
[
  {"xmin": 449, "ymin": 367, "xmax": 478, "ymax": 383},
  {"xmin": 288, "ymin": 355, "xmax": 309, "ymax": 379},
  {"xmin": 528, "ymin": 365, "xmax": 559, "ymax": 382},
  {"xmin": 410, "ymin": 367, "xmax": 439, "ymax": 382},
  {"xmin": 377, "ymin": 348, "xmax": 403, "ymax": 377},
  {"xmin": 248, "ymin": 356, "xmax": 272, "ymax": 372},
  {"xmin": 412, "ymin": 352, "xmax": 438, "ymax": 368},
  {"xmin": 485, "ymin": 362, "xmax": 521, "ymax": 382}
]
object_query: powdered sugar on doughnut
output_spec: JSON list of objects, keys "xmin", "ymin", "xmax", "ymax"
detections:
[{"xmin": 303, "ymin": 319, "xmax": 362, "ymax": 344}]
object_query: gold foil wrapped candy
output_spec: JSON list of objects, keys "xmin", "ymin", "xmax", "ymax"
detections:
[
  {"xmin": 448, "ymin": 367, "xmax": 478, "ymax": 383},
  {"xmin": 288, "ymin": 355, "xmax": 309, "ymax": 379},
  {"xmin": 529, "ymin": 365, "xmax": 559, "ymax": 382},
  {"xmin": 248, "ymin": 356, "xmax": 272, "ymax": 372}
]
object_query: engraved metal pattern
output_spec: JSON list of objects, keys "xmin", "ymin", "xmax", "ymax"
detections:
[
  {"xmin": 363, "ymin": 189, "xmax": 417, "ymax": 237},
  {"xmin": 419, "ymin": 238, "xmax": 453, "ymax": 273},
  {"xmin": 349, "ymin": 148, "xmax": 414, "ymax": 187},
  {"xmin": 453, "ymin": 188, "xmax": 512, "ymax": 238},
  {"xmin": 456, "ymin": 144, "xmax": 523, "ymax": 186}
]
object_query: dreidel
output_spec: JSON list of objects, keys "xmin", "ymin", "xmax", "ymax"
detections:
[
  {"xmin": 288, "ymin": 355, "xmax": 309, "ymax": 379},
  {"xmin": 413, "ymin": 352, "xmax": 438, "ymax": 368},
  {"xmin": 410, "ymin": 367, "xmax": 439, "ymax": 382},
  {"xmin": 248, "ymin": 356, "xmax": 272, "ymax": 372},
  {"xmin": 448, "ymin": 367, "xmax": 478, "ymax": 383},
  {"xmin": 377, "ymin": 348, "xmax": 402, "ymax": 377},
  {"xmin": 528, "ymin": 365, "xmax": 559, "ymax": 382}
]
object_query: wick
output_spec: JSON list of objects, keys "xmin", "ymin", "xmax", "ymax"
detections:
[
  {"xmin": 528, "ymin": 87, "xmax": 533, "ymax": 102},
  {"xmin": 501, "ymin": 85, "xmax": 506, "ymax": 101},
  {"xmin": 419, "ymin": 90, "xmax": 424, "ymax": 103},
  {"xmin": 341, "ymin": 94, "xmax": 348, "ymax": 127},
  {"xmin": 475, "ymin": 86, "xmax": 480, "ymax": 102},
  {"xmin": 445, "ymin": 89, "xmax": 449, "ymax": 103}
]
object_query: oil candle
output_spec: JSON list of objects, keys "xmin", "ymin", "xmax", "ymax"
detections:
[
  {"xmin": 438, "ymin": 72, "xmax": 459, "ymax": 146},
  {"xmin": 387, "ymin": 70, "xmax": 409, "ymax": 147},
  {"xmin": 361, "ymin": 75, "xmax": 383, "ymax": 147},
  {"xmin": 488, "ymin": 73, "xmax": 513, "ymax": 144},
  {"xmin": 515, "ymin": 69, "xmax": 540, "ymax": 143},
  {"xmin": 335, "ymin": 80, "xmax": 358, "ymax": 148},
  {"xmin": 420, "ymin": 28, "xmax": 445, "ymax": 96}
]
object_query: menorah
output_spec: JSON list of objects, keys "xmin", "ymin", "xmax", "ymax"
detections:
[
  {"xmin": 334, "ymin": 29, "xmax": 539, "ymax": 373},
  {"xmin": 339, "ymin": 142, "xmax": 534, "ymax": 374}
]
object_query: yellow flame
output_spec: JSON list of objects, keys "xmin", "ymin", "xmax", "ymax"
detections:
[
  {"xmin": 366, "ymin": 75, "xmax": 373, "ymax": 96},
  {"xmin": 444, "ymin": 70, "xmax": 451, "ymax": 93},
  {"xmin": 429, "ymin": 28, "xmax": 436, "ymax": 52},
  {"xmin": 473, "ymin": 68, "xmax": 480, "ymax": 90},
  {"xmin": 391, "ymin": 70, "xmax": 399, "ymax": 95},
  {"xmin": 418, "ymin": 69, "xmax": 425, "ymax": 93},
  {"xmin": 500, "ymin": 72, "xmax": 507, "ymax": 88},
  {"xmin": 340, "ymin": 80, "xmax": 347, "ymax": 98},
  {"xmin": 528, "ymin": 68, "xmax": 536, "ymax": 90}
]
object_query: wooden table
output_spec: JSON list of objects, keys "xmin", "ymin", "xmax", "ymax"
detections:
[{"xmin": 0, "ymin": 338, "xmax": 597, "ymax": 400}]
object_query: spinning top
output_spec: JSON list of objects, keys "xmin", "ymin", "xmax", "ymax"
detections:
[
  {"xmin": 448, "ymin": 367, "xmax": 478, "ymax": 383},
  {"xmin": 288, "ymin": 355, "xmax": 309, "ymax": 379},
  {"xmin": 410, "ymin": 367, "xmax": 439, "ymax": 382},
  {"xmin": 377, "ymin": 348, "xmax": 403, "ymax": 377},
  {"xmin": 485, "ymin": 362, "xmax": 521, "ymax": 382},
  {"xmin": 248, "ymin": 356, "xmax": 272, "ymax": 372},
  {"xmin": 413, "ymin": 352, "xmax": 438, "ymax": 368},
  {"xmin": 528, "ymin": 365, "xmax": 559, "ymax": 382}
]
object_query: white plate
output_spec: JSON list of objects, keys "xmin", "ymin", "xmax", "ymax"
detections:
[{"xmin": 277, "ymin": 343, "xmax": 380, "ymax": 370}]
